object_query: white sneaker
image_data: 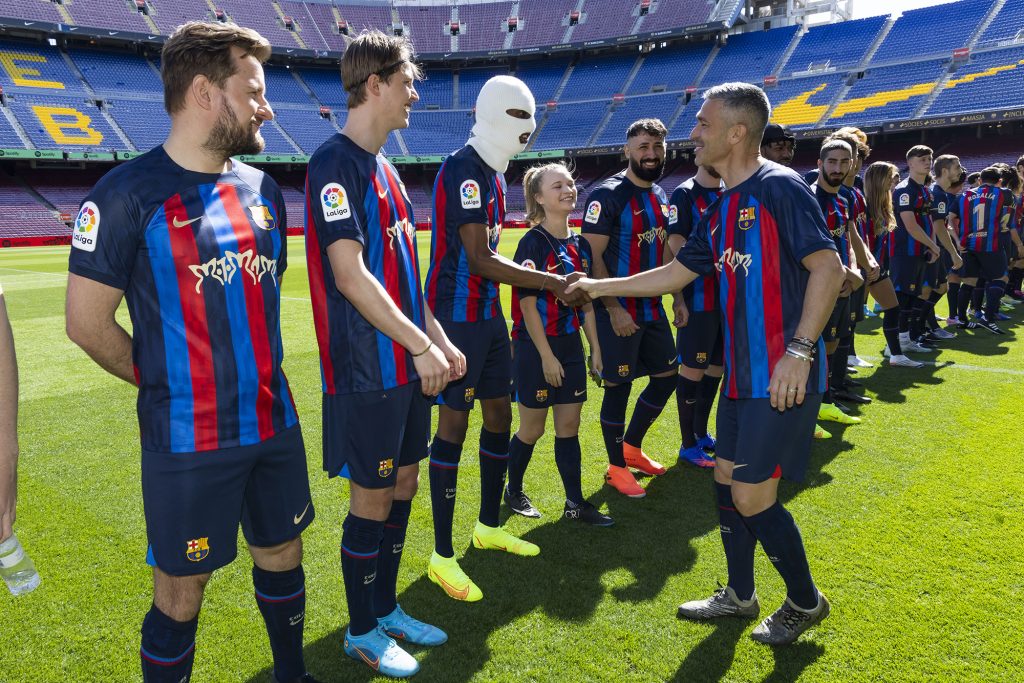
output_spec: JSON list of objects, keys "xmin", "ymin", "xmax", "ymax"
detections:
[
  {"xmin": 929, "ymin": 327, "xmax": 956, "ymax": 340},
  {"xmin": 902, "ymin": 340, "xmax": 933, "ymax": 353},
  {"xmin": 847, "ymin": 355, "xmax": 873, "ymax": 368},
  {"xmin": 889, "ymin": 354, "xmax": 924, "ymax": 367}
]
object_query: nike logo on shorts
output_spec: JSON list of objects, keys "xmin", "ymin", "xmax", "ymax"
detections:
[
  {"xmin": 293, "ymin": 502, "xmax": 311, "ymax": 525},
  {"xmin": 574, "ymin": 389, "xmax": 585, "ymax": 396}
]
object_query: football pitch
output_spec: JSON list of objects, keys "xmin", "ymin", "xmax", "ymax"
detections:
[{"xmin": 1, "ymin": 232, "xmax": 1021, "ymax": 682}]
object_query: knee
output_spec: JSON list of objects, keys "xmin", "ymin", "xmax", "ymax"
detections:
[
  {"xmin": 482, "ymin": 401, "xmax": 513, "ymax": 433},
  {"xmin": 393, "ymin": 465, "xmax": 420, "ymax": 499},
  {"xmin": 730, "ymin": 485, "xmax": 774, "ymax": 517},
  {"xmin": 153, "ymin": 570, "xmax": 211, "ymax": 622},
  {"xmin": 438, "ymin": 410, "xmax": 469, "ymax": 445},
  {"xmin": 553, "ymin": 415, "xmax": 580, "ymax": 438},
  {"xmin": 517, "ymin": 423, "xmax": 545, "ymax": 444}
]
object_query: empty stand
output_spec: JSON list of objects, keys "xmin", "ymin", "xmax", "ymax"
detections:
[
  {"xmin": 513, "ymin": 0, "xmax": 575, "ymax": 48},
  {"xmin": 264, "ymin": 65, "xmax": 315, "ymax": 107},
  {"xmin": 71, "ymin": 50, "xmax": 163, "ymax": 98},
  {"xmin": 149, "ymin": 0, "xmax": 214, "ymax": 35},
  {"xmin": 571, "ymin": 0, "xmax": 638, "ymax": 42},
  {"xmin": 66, "ymin": 0, "xmax": 151, "ymax": 32},
  {"xmin": 781, "ymin": 16, "xmax": 887, "ymax": 75},
  {"xmin": 400, "ymin": 5, "xmax": 452, "ymax": 54},
  {"xmin": 559, "ymin": 53, "xmax": 636, "ymax": 101},
  {"xmin": 628, "ymin": 45, "xmax": 708, "ymax": 95},
  {"xmin": 456, "ymin": 2, "xmax": 512, "ymax": 53},
  {"xmin": 594, "ymin": 93, "xmax": 680, "ymax": 145},
  {"xmin": 830, "ymin": 58, "xmax": 946, "ymax": 125},
  {"xmin": 514, "ymin": 58, "xmax": 571, "ymax": 103},
  {"xmin": 417, "ymin": 69, "xmax": 455, "ymax": 109},
  {"xmin": 282, "ymin": 1, "xmax": 348, "ymax": 52},
  {"xmin": 335, "ymin": 3, "xmax": 394, "ymax": 34},
  {"xmin": 700, "ymin": 26, "xmax": 799, "ymax": 86},
  {"xmin": 296, "ymin": 67, "xmax": 347, "ymax": 108},
  {"xmin": 0, "ymin": 41, "xmax": 88, "ymax": 96},
  {"xmin": 0, "ymin": 0, "xmax": 65, "ymax": 23},
  {"xmin": 979, "ymin": 0, "xmax": 1024, "ymax": 44},
  {"xmin": 927, "ymin": 48, "xmax": 1024, "ymax": 115},
  {"xmin": 532, "ymin": 101, "xmax": 608, "ymax": 149},
  {"xmin": 639, "ymin": 0, "xmax": 715, "ymax": 32},
  {"xmin": 0, "ymin": 112, "xmax": 26, "ymax": 149},
  {"xmin": 105, "ymin": 99, "xmax": 168, "ymax": 151},
  {"xmin": 767, "ymin": 73, "xmax": 846, "ymax": 128},
  {"xmin": 6, "ymin": 95, "xmax": 124, "ymax": 151},
  {"xmin": 871, "ymin": 0, "xmax": 984, "ymax": 65},
  {"xmin": 402, "ymin": 110, "xmax": 473, "ymax": 155},
  {"xmin": 0, "ymin": 181, "xmax": 68, "ymax": 238},
  {"xmin": 273, "ymin": 107, "xmax": 339, "ymax": 154},
  {"xmin": 457, "ymin": 66, "xmax": 512, "ymax": 107}
]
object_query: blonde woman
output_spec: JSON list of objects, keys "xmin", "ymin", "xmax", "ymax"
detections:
[
  {"xmin": 864, "ymin": 162, "xmax": 922, "ymax": 367},
  {"xmin": 505, "ymin": 163, "xmax": 613, "ymax": 526}
]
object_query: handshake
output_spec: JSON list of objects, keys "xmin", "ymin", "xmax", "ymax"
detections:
[{"xmin": 549, "ymin": 271, "xmax": 593, "ymax": 307}]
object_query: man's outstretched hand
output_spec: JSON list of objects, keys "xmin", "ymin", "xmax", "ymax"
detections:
[{"xmin": 553, "ymin": 271, "xmax": 592, "ymax": 306}]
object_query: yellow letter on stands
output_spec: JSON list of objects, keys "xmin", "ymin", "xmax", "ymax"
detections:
[
  {"xmin": 32, "ymin": 106, "xmax": 103, "ymax": 145},
  {"xmin": 0, "ymin": 51, "xmax": 65, "ymax": 89}
]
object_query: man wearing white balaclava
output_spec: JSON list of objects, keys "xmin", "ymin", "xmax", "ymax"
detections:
[{"xmin": 422, "ymin": 76, "xmax": 587, "ymax": 603}]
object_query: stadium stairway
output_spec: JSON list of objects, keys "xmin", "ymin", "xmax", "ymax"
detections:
[
  {"xmin": 772, "ymin": 26, "xmax": 806, "ymax": 78},
  {"xmin": 0, "ymin": 107, "xmax": 32, "ymax": 149},
  {"xmin": 912, "ymin": 63, "xmax": 956, "ymax": 120},
  {"xmin": 691, "ymin": 42, "xmax": 721, "ymax": 89},
  {"xmin": 819, "ymin": 17, "xmax": 897, "ymax": 124}
]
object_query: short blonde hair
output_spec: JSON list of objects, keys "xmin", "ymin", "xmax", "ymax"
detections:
[
  {"xmin": 522, "ymin": 162, "xmax": 573, "ymax": 226},
  {"xmin": 161, "ymin": 21, "xmax": 271, "ymax": 115}
]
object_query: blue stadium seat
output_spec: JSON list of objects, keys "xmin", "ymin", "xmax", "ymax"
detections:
[
  {"xmin": 273, "ymin": 107, "xmax": 339, "ymax": 154},
  {"xmin": 701, "ymin": 26, "xmax": 799, "ymax": 87},
  {"xmin": 871, "ymin": 0, "xmax": 983, "ymax": 65},
  {"xmin": 766, "ymin": 73, "xmax": 846, "ymax": 129},
  {"xmin": 559, "ymin": 54, "xmax": 636, "ymax": 100},
  {"xmin": 595, "ymin": 93, "xmax": 680, "ymax": 145},
  {"xmin": 514, "ymin": 58, "xmax": 571, "ymax": 103},
  {"xmin": 629, "ymin": 46, "xmax": 708, "ymax": 95},
  {"xmin": 403, "ymin": 110, "xmax": 473, "ymax": 155},
  {"xmin": 532, "ymin": 101, "xmax": 607, "ymax": 149},
  {"xmin": 297, "ymin": 68, "xmax": 347, "ymax": 108},
  {"xmin": 105, "ymin": 99, "xmax": 168, "ymax": 152},
  {"xmin": 780, "ymin": 16, "xmax": 887, "ymax": 75},
  {"xmin": 0, "ymin": 41, "xmax": 88, "ymax": 95},
  {"xmin": 457, "ymin": 67, "xmax": 512, "ymax": 107},
  {"xmin": 829, "ymin": 59, "xmax": 946, "ymax": 126},
  {"xmin": 70, "ymin": 50, "xmax": 162, "ymax": 97},
  {"xmin": 927, "ymin": 48, "xmax": 1024, "ymax": 115},
  {"xmin": 6, "ymin": 94, "xmax": 124, "ymax": 151},
  {"xmin": 417, "ymin": 69, "xmax": 455, "ymax": 109}
]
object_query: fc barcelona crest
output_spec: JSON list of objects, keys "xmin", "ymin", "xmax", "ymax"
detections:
[
  {"xmin": 464, "ymin": 387, "xmax": 476, "ymax": 402},
  {"xmin": 737, "ymin": 207, "xmax": 756, "ymax": 231},
  {"xmin": 618, "ymin": 364, "xmax": 630, "ymax": 377},
  {"xmin": 696, "ymin": 352, "xmax": 708, "ymax": 364},
  {"xmin": 378, "ymin": 458, "xmax": 394, "ymax": 478},
  {"xmin": 536, "ymin": 389, "xmax": 548, "ymax": 403},
  {"xmin": 248, "ymin": 205, "xmax": 276, "ymax": 230},
  {"xmin": 186, "ymin": 537, "xmax": 210, "ymax": 562}
]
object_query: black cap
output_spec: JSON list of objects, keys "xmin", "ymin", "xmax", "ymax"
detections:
[{"xmin": 762, "ymin": 123, "xmax": 795, "ymax": 144}]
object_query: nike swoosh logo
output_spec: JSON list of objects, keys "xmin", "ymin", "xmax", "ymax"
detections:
[
  {"xmin": 634, "ymin": 210, "xmax": 645, "ymax": 215},
  {"xmin": 732, "ymin": 464, "xmax": 748, "ymax": 469},
  {"xmin": 445, "ymin": 491, "xmax": 456, "ymax": 499},
  {"xmin": 172, "ymin": 216, "xmax": 201, "ymax": 228},
  {"xmin": 353, "ymin": 646, "xmax": 380, "ymax": 670},
  {"xmin": 547, "ymin": 264, "xmax": 560, "ymax": 272},
  {"xmin": 293, "ymin": 502, "xmax": 311, "ymax": 525},
  {"xmin": 574, "ymin": 389, "xmax": 585, "ymax": 396},
  {"xmin": 377, "ymin": 189, "xmax": 388, "ymax": 199},
  {"xmin": 431, "ymin": 569, "xmax": 470, "ymax": 600}
]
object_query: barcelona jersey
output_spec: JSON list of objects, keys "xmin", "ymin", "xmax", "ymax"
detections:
[
  {"xmin": 951, "ymin": 184, "xmax": 1015, "ymax": 253},
  {"xmin": 669, "ymin": 177, "xmax": 723, "ymax": 313},
  {"xmin": 510, "ymin": 227, "xmax": 592, "ymax": 339},
  {"xmin": 68, "ymin": 146, "xmax": 297, "ymax": 454},
  {"xmin": 582, "ymin": 172, "xmax": 670, "ymax": 322},
  {"xmin": 305, "ymin": 133, "xmax": 425, "ymax": 395},
  {"xmin": 815, "ymin": 184, "xmax": 851, "ymax": 266},
  {"xmin": 677, "ymin": 161, "xmax": 836, "ymax": 400},
  {"xmin": 842, "ymin": 185, "xmax": 868, "ymax": 243},
  {"xmin": 891, "ymin": 178, "xmax": 936, "ymax": 257},
  {"xmin": 425, "ymin": 145, "xmax": 506, "ymax": 322}
]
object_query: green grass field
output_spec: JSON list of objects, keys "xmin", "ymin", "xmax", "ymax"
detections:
[{"xmin": 1, "ymin": 232, "xmax": 1022, "ymax": 682}]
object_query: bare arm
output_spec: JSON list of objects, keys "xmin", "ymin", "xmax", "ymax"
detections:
[
  {"xmin": 329, "ymin": 240, "xmax": 449, "ymax": 395},
  {"xmin": 899, "ymin": 211, "xmax": 940, "ymax": 256},
  {"xmin": 566, "ymin": 259, "xmax": 697, "ymax": 299},
  {"xmin": 847, "ymin": 221, "xmax": 877, "ymax": 277},
  {"xmin": 0, "ymin": 291, "xmax": 18, "ymax": 541},
  {"xmin": 582, "ymin": 233, "xmax": 625, "ymax": 310},
  {"xmin": 423, "ymin": 305, "xmax": 466, "ymax": 381},
  {"xmin": 65, "ymin": 273, "xmax": 135, "ymax": 385},
  {"xmin": 581, "ymin": 302, "xmax": 602, "ymax": 379},
  {"xmin": 933, "ymin": 218, "xmax": 959, "ymax": 257},
  {"xmin": 519, "ymin": 296, "xmax": 564, "ymax": 387}
]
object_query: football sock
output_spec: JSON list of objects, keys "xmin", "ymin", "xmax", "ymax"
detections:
[
  {"xmin": 478, "ymin": 429, "xmax": 510, "ymax": 528},
  {"xmin": 927, "ymin": 291, "xmax": 944, "ymax": 329},
  {"xmin": 428, "ymin": 436, "xmax": 462, "ymax": 558},
  {"xmin": 374, "ymin": 499, "xmax": 411, "ymax": 619},
  {"xmin": 140, "ymin": 605, "xmax": 198, "ymax": 683},
  {"xmin": 946, "ymin": 281, "xmax": 960, "ymax": 318},
  {"xmin": 984, "ymin": 281, "xmax": 1005, "ymax": 320},
  {"xmin": 957, "ymin": 283, "xmax": 974, "ymax": 321},
  {"xmin": 882, "ymin": 306, "xmax": 903, "ymax": 354},
  {"xmin": 253, "ymin": 565, "xmax": 307, "ymax": 683},
  {"xmin": 695, "ymin": 374, "xmax": 722, "ymax": 439},
  {"xmin": 971, "ymin": 279, "xmax": 986, "ymax": 312},
  {"xmin": 829, "ymin": 341, "xmax": 850, "ymax": 390},
  {"xmin": 600, "ymin": 382, "xmax": 631, "ymax": 467},
  {"xmin": 676, "ymin": 376, "xmax": 700, "ymax": 448},
  {"xmin": 506, "ymin": 434, "xmax": 535, "ymax": 497},
  {"xmin": 623, "ymin": 375, "xmax": 676, "ymax": 447},
  {"xmin": 910, "ymin": 297, "xmax": 927, "ymax": 340},
  {"xmin": 716, "ymin": 483, "xmax": 756, "ymax": 602},
  {"xmin": 897, "ymin": 292, "xmax": 913, "ymax": 334},
  {"xmin": 341, "ymin": 514, "xmax": 384, "ymax": 637},
  {"xmin": 554, "ymin": 436, "xmax": 585, "ymax": 505},
  {"xmin": 743, "ymin": 502, "xmax": 819, "ymax": 611}
]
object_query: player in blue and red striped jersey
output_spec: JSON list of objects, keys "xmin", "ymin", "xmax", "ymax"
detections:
[
  {"xmin": 304, "ymin": 32, "xmax": 465, "ymax": 679},
  {"xmin": 582, "ymin": 118, "xmax": 679, "ymax": 499},
  {"xmin": 950, "ymin": 166, "xmax": 1021, "ymax": 334},
  {"xmin": 569, "ymin": 83, "xmax": 845, "ymax": 646},
  {"xmin": 66, "ymin": 23, "xmax": 320, "ymax": 683},
  {"xmin": 423, "ymin": 76, "xmax": 588, "ymax": 604},
  {"xmin": 929, "ymin": 155, "xmax": 967, "ymax": 327},
  {"xmin": 667, "ymin": 165, "xmax": 722, "ymax": 468},
  {"xmin": 890, "ymin": 146, "xmax": 944, "ymax": 353},
  {"xmin": 504, "ymin": 162, "xmax": 612, "ymax": 527}
]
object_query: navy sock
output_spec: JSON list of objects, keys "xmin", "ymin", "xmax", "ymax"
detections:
[
  {"xmin": 600, "ymin": 383, "xmax": 631, "ymax": 467},
  {"xmin": 506, "ymin": 434, "xmax": 535, "ymax": 496},
  {"xmin": 623, "ymin": 375, "xmax": 676, "ymax": 448},
  {"xmin": 1010, "ymin": 267, "xmax": 1024, "ymax": 291},
  {"xmin": 947, "ymin": 282, "xmax": 960, "ymax": 319},
  {"xmin": 554, "ymin": 436, "xmax": 584, "ymax": 505},
  {"xmin": 910, "ymin": 298, "xmax": 927, "ymax": 339},
  {"xmin": 695, "ymin": 374, "xmax": 721, "ymax": 439},
  {"xmin": 428, "ymin": 436, "xmax": 461, "ymax": 558},
  {"xmin": 971, "ymin": 279, "xmax": 986, "ymax": 312},
  {"xmin": 926, "ymin": 291, "xmax": 943, "ymax": 329},
  {"xmin": 897, "ymin": 292, "xmax": 913, "ymax": 334},
  {"xmin": 341, "ymin": 514, "xmax": 384, "ymax": 637},
  {"xmin": 253, "ymin": 565, "xmax": 306, "ymax": 682},
  {"xmin": 957, "ymin": 284, "xmax": 974, "ymax": 321},
  {"xmin": 848, "ymin": 323, "xmax": 858, "ymax": 355},
  {"xmin": 478, "ymin": 429, "xmax": 510, "ymax": 527},
  {"xmin": 140, "ymin": 604, "xmax": 198, "ymax": 683},
  {"xmin": 829, "ymin": 344, "xmax": 848, "ymax": 391},
  {"xmin": 985, "ymin": 281, "xmax": 1005, "ymax": 319},
  {"xmin": 743, "ymin": 502, "xmax": 818, "ymax": 610},
  {"xmin": 374, "ymin": 499, "xmax": 411, "ymax": 618},
  {"xmin": 882, "ymin": 306, "xmax": 902, "ymax": 355},
  {"xmin": 716, "ymin": 483, "xmax": 756, "ymax": 601},
  {"xmin": 676, "ymin": 376, "xmax": 699, "ymax": 448}
]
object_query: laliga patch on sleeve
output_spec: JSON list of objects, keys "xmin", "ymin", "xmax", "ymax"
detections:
[
  {"xmin": 71, "ymin": 201, "xmax": 100, "ymax": 252},
  {"xmin": 898, "ymin": 192, "xmax": 910, "ymax": 207},
  {"xmin": 520, "ymin": 258, "xmax": 536, "ymax": 270},
  {"xmin": 320, "ymin": 183, "xmax": 351, "ymax": 222},
  {"xmin": 668, "ymin": 205, "xmax": 678, "ymax": 225},
  {"xmin": 937, "ymin": 201, "xmax": 946, "ymax": 214},
  {"xmin": 460, "ymin": 180, "xmax": 482, "ymax": 209},
  {"xmin": 585, "ymin": 201, "xmax": 602, "ymax": 224}
]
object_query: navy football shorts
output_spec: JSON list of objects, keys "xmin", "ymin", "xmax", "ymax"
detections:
[
  {"xmin": 676, "ymin": 310, "xmax": 723, "ymax": 371},
  {"xmin": 512, "ymin": 331, "xmax": 587, "ymax": 408},
  {"xmin": 849, "ymin": 283, "xmax": 867, "ymax": 324},
  {"xmin": 323, "ymin": 381, "xmax": 430, "ymax": 489},
  {"xmin": 716, "ymin": 395, "xmax": 823, "ymax": 484},
  {"xmin": 889, "ymin": 254, "xmax": 926, "ymax": 295},
  {"xmin": 923, "ymin": 253, "xmax": 948, "ymax": 289},
  {"xmin": 436, "ymin": 316, "xmax": 512, "ymax": 410},
  {"xmin": 142, "ymin": 425, "xmax": 313, "ymax": 576},
  {"xmin": 823, "ymin": 295, "xmax": 852, "ymax": 343},
  {"xmin": 595, "ymin": 306, "xmax": 677, "ymax": 383},
  {"xmin": 963, "ymin": 250, "xmax": 1008, "ymax": 280}
]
